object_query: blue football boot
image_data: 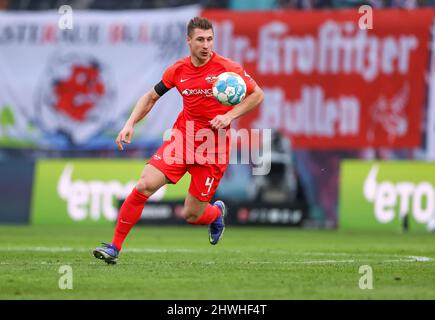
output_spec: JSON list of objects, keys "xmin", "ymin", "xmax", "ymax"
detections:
[
  {"xmin": 209, "ymin": 200, "xmax": 227, "ymax": 245},
  {"xmin": 93, "ymin": 243, "xmax": 119, "ymax": 265}
]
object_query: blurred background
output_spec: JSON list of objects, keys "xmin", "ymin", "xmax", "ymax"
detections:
[{"xmin": 1, "ymin": 0, "xmax": 435, "ymax": 233}]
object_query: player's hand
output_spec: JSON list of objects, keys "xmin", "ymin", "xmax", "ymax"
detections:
[
  {"xmin": 116, "ymin": 125, "xmax": 134, "ymax": 151},
  {"xmin": 209, "ymin": 114, "xmax": 233, "ymax": 130}
]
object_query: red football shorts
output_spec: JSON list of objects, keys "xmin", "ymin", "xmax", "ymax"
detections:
[{"xmin": 148, "ymin": 139, "xmax": 229, "ymax": 202}]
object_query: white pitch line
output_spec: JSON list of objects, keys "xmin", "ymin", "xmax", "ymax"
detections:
[
  {"xmin": 0, "ymin": 258, "xmax": 431, "ymax": 266},
  {"xmin": 300, "ymin": 252, "xmax": 350, "ymax": 256},
  {"xmin": 0, "ymin": 261, "xmax": 99, "ymax": 265},
  {"xmin": 0, "ymin": 247, "xmax": 433, "ymax": 264},
  {"xmin": 407, "ymin": 256, "xmax": 433, "ymax": 262},
  {"xmin": 2, "ymin": 246, "xmax": 78, "ymax": 252},
  {"xmin": 0, "ymin": 260, "xmax": 356, "ymax": 266},
  {"xmin": 0, "ymin": 247, "xmax": 197, "ymax": 254},
  {"xmin": 124, "ymin": 248, "xmax": 195, "ymax": 253},
  {"xmin": 384, "ymin": 256, "xmax": 434, "ymax": 263},
  {"xmin": 296, "ymin": 252, "xmax": 434, "ymax": 262},
  {"xmin": 230, "ymin": 260, "xmax": 356, "ymax": 265},
  {"xmin": 300, "ymin": 252, "xmax": 426, "ymax": 257},
  {"xmin": 297, "ymin": 259, "xmax": 356, "ymax": 264}
]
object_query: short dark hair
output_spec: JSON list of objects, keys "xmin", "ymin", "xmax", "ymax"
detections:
[{"xmin": 187, "ymin": 16, "xmax": 213, "ymax": 37}]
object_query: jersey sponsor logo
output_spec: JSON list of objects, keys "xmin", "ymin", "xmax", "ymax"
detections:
[
  {"xmin": 180, "ymin": 78, "xmax": 191, "ymax": 83},
  {"xmin": 181, "ymin": 88, "xmax": 213, "ymax": 97}
]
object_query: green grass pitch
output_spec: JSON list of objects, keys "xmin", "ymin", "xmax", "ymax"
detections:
[{"xmin": 0, "ymin": 225, "xmax": 435, "ymax": 299}]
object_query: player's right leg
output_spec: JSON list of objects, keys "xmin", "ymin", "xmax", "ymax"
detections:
[
  {"xmin": 183, "ymin": 192, "xmax": 227, "ymax": 245},
  {"xmin": 93, "ymin": 164, "xmax": 169, "ymax": 264}
]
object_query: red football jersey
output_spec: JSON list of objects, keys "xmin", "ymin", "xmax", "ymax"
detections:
[{"xmin": 161, "ymin": 52, "xmax": 257, "ymax": 143}]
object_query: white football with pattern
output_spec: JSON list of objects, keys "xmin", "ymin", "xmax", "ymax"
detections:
[{"xmin": 212, "ymin": 72, "xmax": 247, "ymax": 106}]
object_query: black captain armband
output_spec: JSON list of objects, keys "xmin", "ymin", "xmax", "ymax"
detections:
[{"xmin": 154, "ymin": 81, "xmax": 170, "ymax": 96}]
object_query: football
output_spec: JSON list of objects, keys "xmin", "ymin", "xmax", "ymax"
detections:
[{"xmin": 212, "ymin": 72, "xmax": 247, "ymax": 106}]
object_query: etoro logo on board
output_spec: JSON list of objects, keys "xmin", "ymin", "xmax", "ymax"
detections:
[
  {"xmin": 363, "ymin": 165, "xmax": 435, "ymax": 224},
  {"xmin": 57, "ymin": 164, "xmax": 136, "ymax": 221},
  {"xmin": 56, "ymin": 163, "xmax": 167, "ymax": 222}
]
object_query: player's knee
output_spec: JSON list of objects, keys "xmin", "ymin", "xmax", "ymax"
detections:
[{"xmin": 136, "ymin": 178, "xmax": 158, "ymax": 197}]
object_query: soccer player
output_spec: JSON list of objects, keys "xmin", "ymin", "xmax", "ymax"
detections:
[{"xmin": 93, "ymin": 17, "xmax": 264, "ymax": 264}]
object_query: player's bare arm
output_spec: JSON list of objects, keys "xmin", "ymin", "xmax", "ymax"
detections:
[
  {"xmin": 209, "ymin": 84, "xmax": 264, "ymax": 130},
  {"xmin": 116, "ymin": 88, "xmax": 161, "ymax": 151}
]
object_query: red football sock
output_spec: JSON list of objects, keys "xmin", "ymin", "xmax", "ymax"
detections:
[
  {"xmin": 112, "ymin": 188, "xmax": 148, "ymax": 251},
  {"xmin": 189, "ymin": 204, "xmax": 221, "ymax": 225}
]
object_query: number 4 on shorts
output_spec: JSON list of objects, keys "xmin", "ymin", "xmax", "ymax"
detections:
[{"xmin": 204, "ymin": 177, "xmax": 215, "ymax": 195}]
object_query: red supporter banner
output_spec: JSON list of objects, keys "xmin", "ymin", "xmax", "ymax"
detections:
[{"xmin": 203, "ymin": 9, "xmax": 434, "ymax": 149}]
